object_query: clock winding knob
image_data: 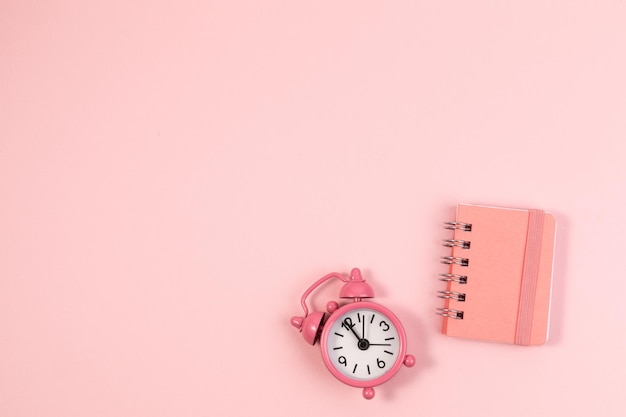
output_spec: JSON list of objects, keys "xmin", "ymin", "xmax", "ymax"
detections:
[{"xmin": 290, "ymin": 316, "xmax": 304, "ymax": 329}]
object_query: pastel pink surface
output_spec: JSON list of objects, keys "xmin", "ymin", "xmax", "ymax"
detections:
[{"xmin": 2, "ymin": 1, "xmax": 626, "ymax": 417}]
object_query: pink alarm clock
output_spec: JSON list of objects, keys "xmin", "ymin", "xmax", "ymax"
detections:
[{"xmin": 290, "ymin": 268, "xmax": 415, "ymax": 399}]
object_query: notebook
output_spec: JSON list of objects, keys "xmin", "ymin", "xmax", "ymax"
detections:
[{"xmin": 436, "ymin": 204, "xmax": 557, "ymax": 346}]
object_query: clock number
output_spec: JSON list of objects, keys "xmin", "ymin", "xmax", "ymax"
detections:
[
  {"xmin": 338, "ymin": 356, "xmax": 347, "ymax": 367},
  {"xmin": 341, "ymin": 317, "xmax": 354, "ymax": 331},
  {"xmin": 379, "ymin": 320, "xmax": 390, "ymax": 331},
  {"xmin": 377, "ymin": 358, "xmax": 386, "ymax": 369}
]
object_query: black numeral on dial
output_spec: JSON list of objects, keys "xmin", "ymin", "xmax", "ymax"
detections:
[
  {"xmin": 338, "ymin": 356, "xmax": 347, "ymax": 367},
  {"xmin": 341, "ymin": 318, "xmax": 354, "ymax": 331}
]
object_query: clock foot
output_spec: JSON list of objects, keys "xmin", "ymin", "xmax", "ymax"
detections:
[
  {"xmin": 404, "ymin": 354, "xmax": 416, "ymax": 368},
  {"xmin": 362, "ymin": 387, "xmax": 375, "ymax": 400}
]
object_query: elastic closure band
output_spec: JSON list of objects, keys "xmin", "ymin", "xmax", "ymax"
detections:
[{"xmin": 515, "ymin": 209, "xmax": 545, "ymax": 346}]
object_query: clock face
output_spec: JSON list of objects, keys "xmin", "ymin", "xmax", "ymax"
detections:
[{"xmin": 321, "ymin": 302, "xmax": 405, "ymax": 387}]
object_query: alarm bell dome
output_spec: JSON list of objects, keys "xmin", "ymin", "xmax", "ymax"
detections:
[{"xmin": 339, "ymin": 268, "xmax": 375, "ymax": 299}]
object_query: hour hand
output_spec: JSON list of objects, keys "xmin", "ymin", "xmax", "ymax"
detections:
[{"xmin": 342, "ymin": 318, "xmax": 361, "ymax": 340}]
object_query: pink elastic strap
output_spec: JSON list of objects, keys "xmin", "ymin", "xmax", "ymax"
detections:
[{"xmin": 515, "ymin": 209, "xmax": 545, "ymax": 346}]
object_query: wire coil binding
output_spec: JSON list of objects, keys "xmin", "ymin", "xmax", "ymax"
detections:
[
  {"xmin": 440, "ymin": 256, "xmax": 469, "ymax": 266},
  {"xmin": 437, "ymin": 220, "xmax": 472, "ymax": 320},
  {"xmin": 442, "ymin": 239, "xmax": 471, "ymax": 249},
  {"xmin": 437, "ymin": 291, "xmax": 466, "ymax": 302},
  {"xmin": 443, "ymin": 221, "xmax": 472, "ymax": 231},
  {"xmin": 436, "ymin": 308, "xmax": 464, "ymax": 319},
  {"xmin": 438, "ymin": 273, "xmax": 467, "ymax": 284}
]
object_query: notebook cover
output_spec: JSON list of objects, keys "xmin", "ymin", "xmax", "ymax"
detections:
[{"xmin": 441, "ymin": 204, "xmax": 557, "ymax": 345}]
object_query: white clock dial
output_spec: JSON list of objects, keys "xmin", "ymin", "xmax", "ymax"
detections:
[{"xmin": 325, "ymin": 308, "xmax": 401, "ymax": 381}]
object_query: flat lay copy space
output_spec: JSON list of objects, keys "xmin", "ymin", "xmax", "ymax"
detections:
[{"xmin": 2, "ymin": 2, "xmax": 626, "ymax": 417}]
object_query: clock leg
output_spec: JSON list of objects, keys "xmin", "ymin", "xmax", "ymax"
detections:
[
  {"xmin": 404, "ymin": 354, "xmax": 416, "ymax": 367},
  {"xmin": 362, "ymin": 387, "xmax": 375, "ymax": 400}
]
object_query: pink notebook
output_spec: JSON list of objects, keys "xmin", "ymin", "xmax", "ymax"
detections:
[{"xmin": 437, "ymin": 204, "xmax": 557, "ymax": 345}]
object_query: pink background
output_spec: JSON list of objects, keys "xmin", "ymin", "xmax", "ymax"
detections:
[{"xmin": 2, "ymin": 1, "xmax": 625, "ymax": 416}]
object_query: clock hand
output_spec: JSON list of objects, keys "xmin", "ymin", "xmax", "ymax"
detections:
[
  {"xmin": 368, "ymin": 343, "xmax": 392, "ymax": 346},
  {"xmin": 362, "ymin": 316, "xmax": 365, "ymax": 341},
  {"xmin": 343, "ymin": 318, "xmax": 362, "ymax": 341}
]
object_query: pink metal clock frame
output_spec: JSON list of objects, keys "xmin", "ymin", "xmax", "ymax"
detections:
[
  {"xmin": 320, "ymin": 301, "xmax": 410, "ymax": 391},
  {"xmin": 290, "ymin": 268, "xmax": 415, "ymax": 400}
]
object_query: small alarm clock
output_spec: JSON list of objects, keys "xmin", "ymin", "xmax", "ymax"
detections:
[{"xmin": 290, "ymin": 268, "xmax": 415, "ymax": 399}]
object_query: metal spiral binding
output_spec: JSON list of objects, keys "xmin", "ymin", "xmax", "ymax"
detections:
[
  {"xmin": 438, "ymin": 273, "xmax": 467, "ymax": 284},
  {"xmin": 440, "ymin": 256, "xmax": 469, "ymax": 266},
  {"xmin": 436, "ymin": 308, "xmax": 464, "ymax": 319},
  {"xmin": 443, "ymin": 221, "xmax": 472, "ymax": 231},
  {"xmin": 437, "ymin": 291, "xmax": 466, "ymax": 302},
  {"xmin": 442, "ymin": 239, "xmax": 470, "ymax": 249},
  {"xmin": 437, "ymin": 220, "xmax": 472, "ymax": 320}
]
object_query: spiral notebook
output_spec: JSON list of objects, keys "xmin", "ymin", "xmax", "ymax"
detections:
[{"xmin": 437, "ymin": 204, "xmax": 557, "ymax": 346}]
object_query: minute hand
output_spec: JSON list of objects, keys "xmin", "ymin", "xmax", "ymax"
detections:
[{"xmin": 368, "ymin": 343, "xmax": 392, "ymax": 346}]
